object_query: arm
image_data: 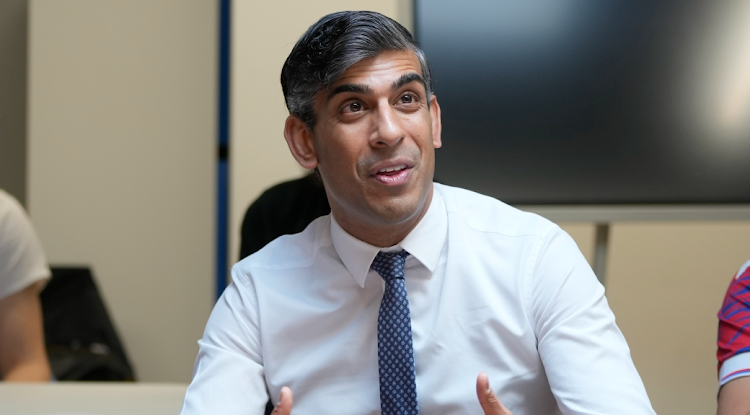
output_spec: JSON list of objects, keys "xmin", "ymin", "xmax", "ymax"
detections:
[
  {"xmin": 0, "ymin": 281, "xmax": 51, "ymax": 381},
  {"xmin": 180, "ymin": 268, "xmax": 270, "ymax": 415},
  {"xmin": 717, "ymin": 262, "xmax": 750, "ymax": 415},
  {"xmin": 719, "ymin": 377, "xmax": 750, "ymax": 415},
  {"xmin": 530, "ymin": 227, "xmax": 654, "ymax": 414}
]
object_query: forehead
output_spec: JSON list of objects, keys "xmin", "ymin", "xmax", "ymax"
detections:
[{"xmin": 332, "ymin": 50, "xmax": 422, "ymax": 88}]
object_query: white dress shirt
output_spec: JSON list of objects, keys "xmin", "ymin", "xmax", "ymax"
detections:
[{"xmin": 181, "ymin": 184, "xmax": 655, "ymax": 415}]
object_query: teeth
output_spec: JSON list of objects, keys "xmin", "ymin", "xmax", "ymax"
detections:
[{"xmin": 379, "ymin": 164, "xmax": 407, "ymax": 173}]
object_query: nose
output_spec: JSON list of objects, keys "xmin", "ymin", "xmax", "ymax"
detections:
[{"xmin": 370, "ymin": 101, "xmax": 405, "ymax": 147}]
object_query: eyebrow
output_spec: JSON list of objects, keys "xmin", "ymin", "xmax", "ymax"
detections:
[
  {"xmin": 326, "ymin": 84, "xmax": 373, "ymax": 102},
  {"xmin": 392, "ymin": 73, "xmax": 425, "ymax": 91},
  {"xmin": 325, "ymin": 72, "xmax": 426, "ymax": 102}
]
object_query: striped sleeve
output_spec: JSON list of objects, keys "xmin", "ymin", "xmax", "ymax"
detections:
[{"xmin": 718, "ymin": 259, "xmax": 750, "ymax": 386}]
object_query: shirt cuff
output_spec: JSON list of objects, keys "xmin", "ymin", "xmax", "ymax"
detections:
[{"xmin": 720, "ymin": 352, "xmax": 750, "ymax": 386}]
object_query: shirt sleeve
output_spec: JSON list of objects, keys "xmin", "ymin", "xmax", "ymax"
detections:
[
  {"xmin": 0, "ymin": 191, "xmax": 50, "ymax": 301},
  {"xmin": 530, "ymin": 226, "xmax": 655, "ymax": 414},
  {"xmin": 717, "ymin": 260, "xmax": 750, "ymax": 385},
  {"xmin": 180, "ymin": 265, "xmax": 270, "ymax": 415}
]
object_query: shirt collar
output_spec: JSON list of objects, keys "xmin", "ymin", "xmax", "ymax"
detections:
[{"xmin": 330, "ymin": 185, "xmax": 448, "ymax": 288}]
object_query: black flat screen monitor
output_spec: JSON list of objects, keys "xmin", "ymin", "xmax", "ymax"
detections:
[{"xmin": 415, "ymin": 0, "xmax": 750, "ymax": 204}]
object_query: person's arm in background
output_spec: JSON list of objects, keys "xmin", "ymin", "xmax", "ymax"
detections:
[
  {"xmin": 717, "ymin": 260, "xmax": 750, "ymax": 415},
  {"xmin": 0, "ymin": 190, "xmax": 52, "ymax": 381},
  {"xmin": 718, "ymin": 377, "xmax": 750, "ymax": 415},
  {"xmin": 0, "ymin": 280, "xmax": 51, "ymax": 381}
]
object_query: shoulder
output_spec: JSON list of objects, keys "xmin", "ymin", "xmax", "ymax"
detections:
[
  {"xmin": 435, "ymin": 183, "xmax": 559, "ymax": 240},
  {"xmin": 721, "ymin": 260, "xmax": 750, "ymax": 306},
  {"xmin": 0, "ymin": 189, "xmax": 39, "ymax": 248},
  {"xmin": 724, "ymin": 260, "xmax": 750, "ymax": 296},
  {"xmin": 0, "ymin": 189, "xmax": 50, "ymax": 300},
  {"xmin": 235, "ymin": 215, "xmax": 332, "ymax": 275},
  {"xmin": 736, "ymin": 260, "xmax": 750, "ymax": 281},
  {"xmin": 0, "ymin": 189, "xmax": 26, "ymax": 225}
]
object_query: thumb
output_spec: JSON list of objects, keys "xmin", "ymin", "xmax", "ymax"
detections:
[
  {"xmin": 476, "ymin": 372, "xmax": 512, "ymax": 415},
  {"xmin": 271, "ymin": 386, "xmax": 293, "ymax": 415}
]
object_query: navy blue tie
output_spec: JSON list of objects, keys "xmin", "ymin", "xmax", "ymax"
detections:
[{"xmin": 371, "ymin": 250, "xmax": 419, "ymax": 415}]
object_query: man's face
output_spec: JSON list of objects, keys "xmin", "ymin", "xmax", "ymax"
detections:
[{"xmin": 309, "ymin": 50, "xmax": 442, "ymax": 243}]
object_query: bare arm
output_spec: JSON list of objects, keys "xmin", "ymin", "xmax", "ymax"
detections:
[
  {"xmin": 719, "ymin": 377, "xmax": 750, "ymax": 415},
  {"xmin": 0, "ymin": 282, "xmax": 52, "ymax": 381}
]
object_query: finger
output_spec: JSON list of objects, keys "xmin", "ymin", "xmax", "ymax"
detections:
[
  {"xmin": 476, "ymin": 372, "xmax": 512, "ymax": 415},
  {"xmin": 271, "ymin": 386, "xmax": 293, "ymax": 415}
]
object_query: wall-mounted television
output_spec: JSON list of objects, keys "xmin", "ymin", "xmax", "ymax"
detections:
[{"xmin": 416, "ymin": 0, "xmax": 750, "ymax": 204}]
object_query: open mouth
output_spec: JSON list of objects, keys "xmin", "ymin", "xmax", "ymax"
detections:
[
  {"xmin": 377, "ymin": 164, "xmax": 408, "ymax": 175},
  {"xmin": 373, "ymin": 163, "xmax": 411, "ymax": 185}
]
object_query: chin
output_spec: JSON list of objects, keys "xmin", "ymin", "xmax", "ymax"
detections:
[{"xmin": 371, "ymin": 194, "xmax": 425, "ymax": 225}]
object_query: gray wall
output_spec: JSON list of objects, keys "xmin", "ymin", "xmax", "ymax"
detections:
[{"xmin": 0, "ymin": 0, "xmax": 28, "ymax": 204}]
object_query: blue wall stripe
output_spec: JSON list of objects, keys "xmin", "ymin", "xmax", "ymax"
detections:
[{"xmin": 216, "ymin": 0, "xmax": 231, "ymax": 300}]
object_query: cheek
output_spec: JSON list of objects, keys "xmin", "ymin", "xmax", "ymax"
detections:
[
  {"xmin": 405, "ymin": 114, "xmax": 432, "ymax": 139},
  {"xmin": 316, "ymin": 136, "xmax": 362, "ymax": 177},
  {"xmin": 330, "ymin": 126, "xmax": 369, "ymax": 160}
]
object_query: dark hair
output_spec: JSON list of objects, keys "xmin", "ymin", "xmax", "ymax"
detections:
[{"xmin": 280, "ymin": 11, "xmax": 433, "ymax": 129}]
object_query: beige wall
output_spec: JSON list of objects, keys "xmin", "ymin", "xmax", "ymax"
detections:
[
  {"xmin": 0, "ymin": 0, "xmax": 28, "ymax": 204},
  {"xmin": 27, "ymin": 0, "xmax": 217, "ymax": 382},
  {"xmin": 229, "ymin": 0, "xmax": 413, "ymax": 265},
  {"xmin": 606, "ymin": 222, "xmax": 750, "ymax": 415},
  {"xmin": 557, "ymin": 222, "xmax": 596, "ymax": 266}
]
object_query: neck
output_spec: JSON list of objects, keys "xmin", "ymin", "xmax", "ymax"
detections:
[{"xmin": 333, "ymin": 191, "xmax": 433, "ymax": 248}]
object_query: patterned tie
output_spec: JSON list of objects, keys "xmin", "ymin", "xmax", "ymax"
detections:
[{"xmin": 370, "ymin": 250, "xmax": 419, "ymax": 415}]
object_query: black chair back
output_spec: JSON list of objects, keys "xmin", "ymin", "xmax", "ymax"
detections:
[{"xmin": 40, "ymin": 266, "xmax": 135, "ymax": 381}]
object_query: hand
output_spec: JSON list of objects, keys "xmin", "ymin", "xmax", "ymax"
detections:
[
  {"xmin": 476, "ymin": 372, "xmax": 512, "ymax": 415},
  {"xmin": 270, "ymin": 375, "xmax": 508, "ymax": 415},
  {"xmin": 270, "ymin": 386, "xmax": 293, "ymax": 415}
]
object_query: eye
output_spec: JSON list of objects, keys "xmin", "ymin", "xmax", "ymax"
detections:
[
  {"xmin": 342, "ymin": 101, "xmax": 363, "ymax": 113},
  {"xmin": 397, "ymin": 92, "xmax": 421, "ymax": 108}
]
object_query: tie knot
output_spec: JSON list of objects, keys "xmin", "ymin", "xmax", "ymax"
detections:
[{"xmin": 370, "ymin": 250, "xmax": 409, "ymax": 281}]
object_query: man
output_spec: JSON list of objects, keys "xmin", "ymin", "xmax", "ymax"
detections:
[
  {"xmin": 717, "ymin": 259, "xmax": 750, "ymax": 415},
  {"xmin": 181, "ymin": 11, "xmax": 654, "ymax": 414},
  {"xmin": 0, "ymin": 189, "xmax": 52, "ymax": 381}
]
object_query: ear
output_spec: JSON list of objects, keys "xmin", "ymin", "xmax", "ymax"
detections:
[
  {"xmin": 284, "ymin": 115, "xmax": 318, "ymax": 169},
  {"xmin": 429, "ymin": 95, "xmax": 443, "ymax": 149}
]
